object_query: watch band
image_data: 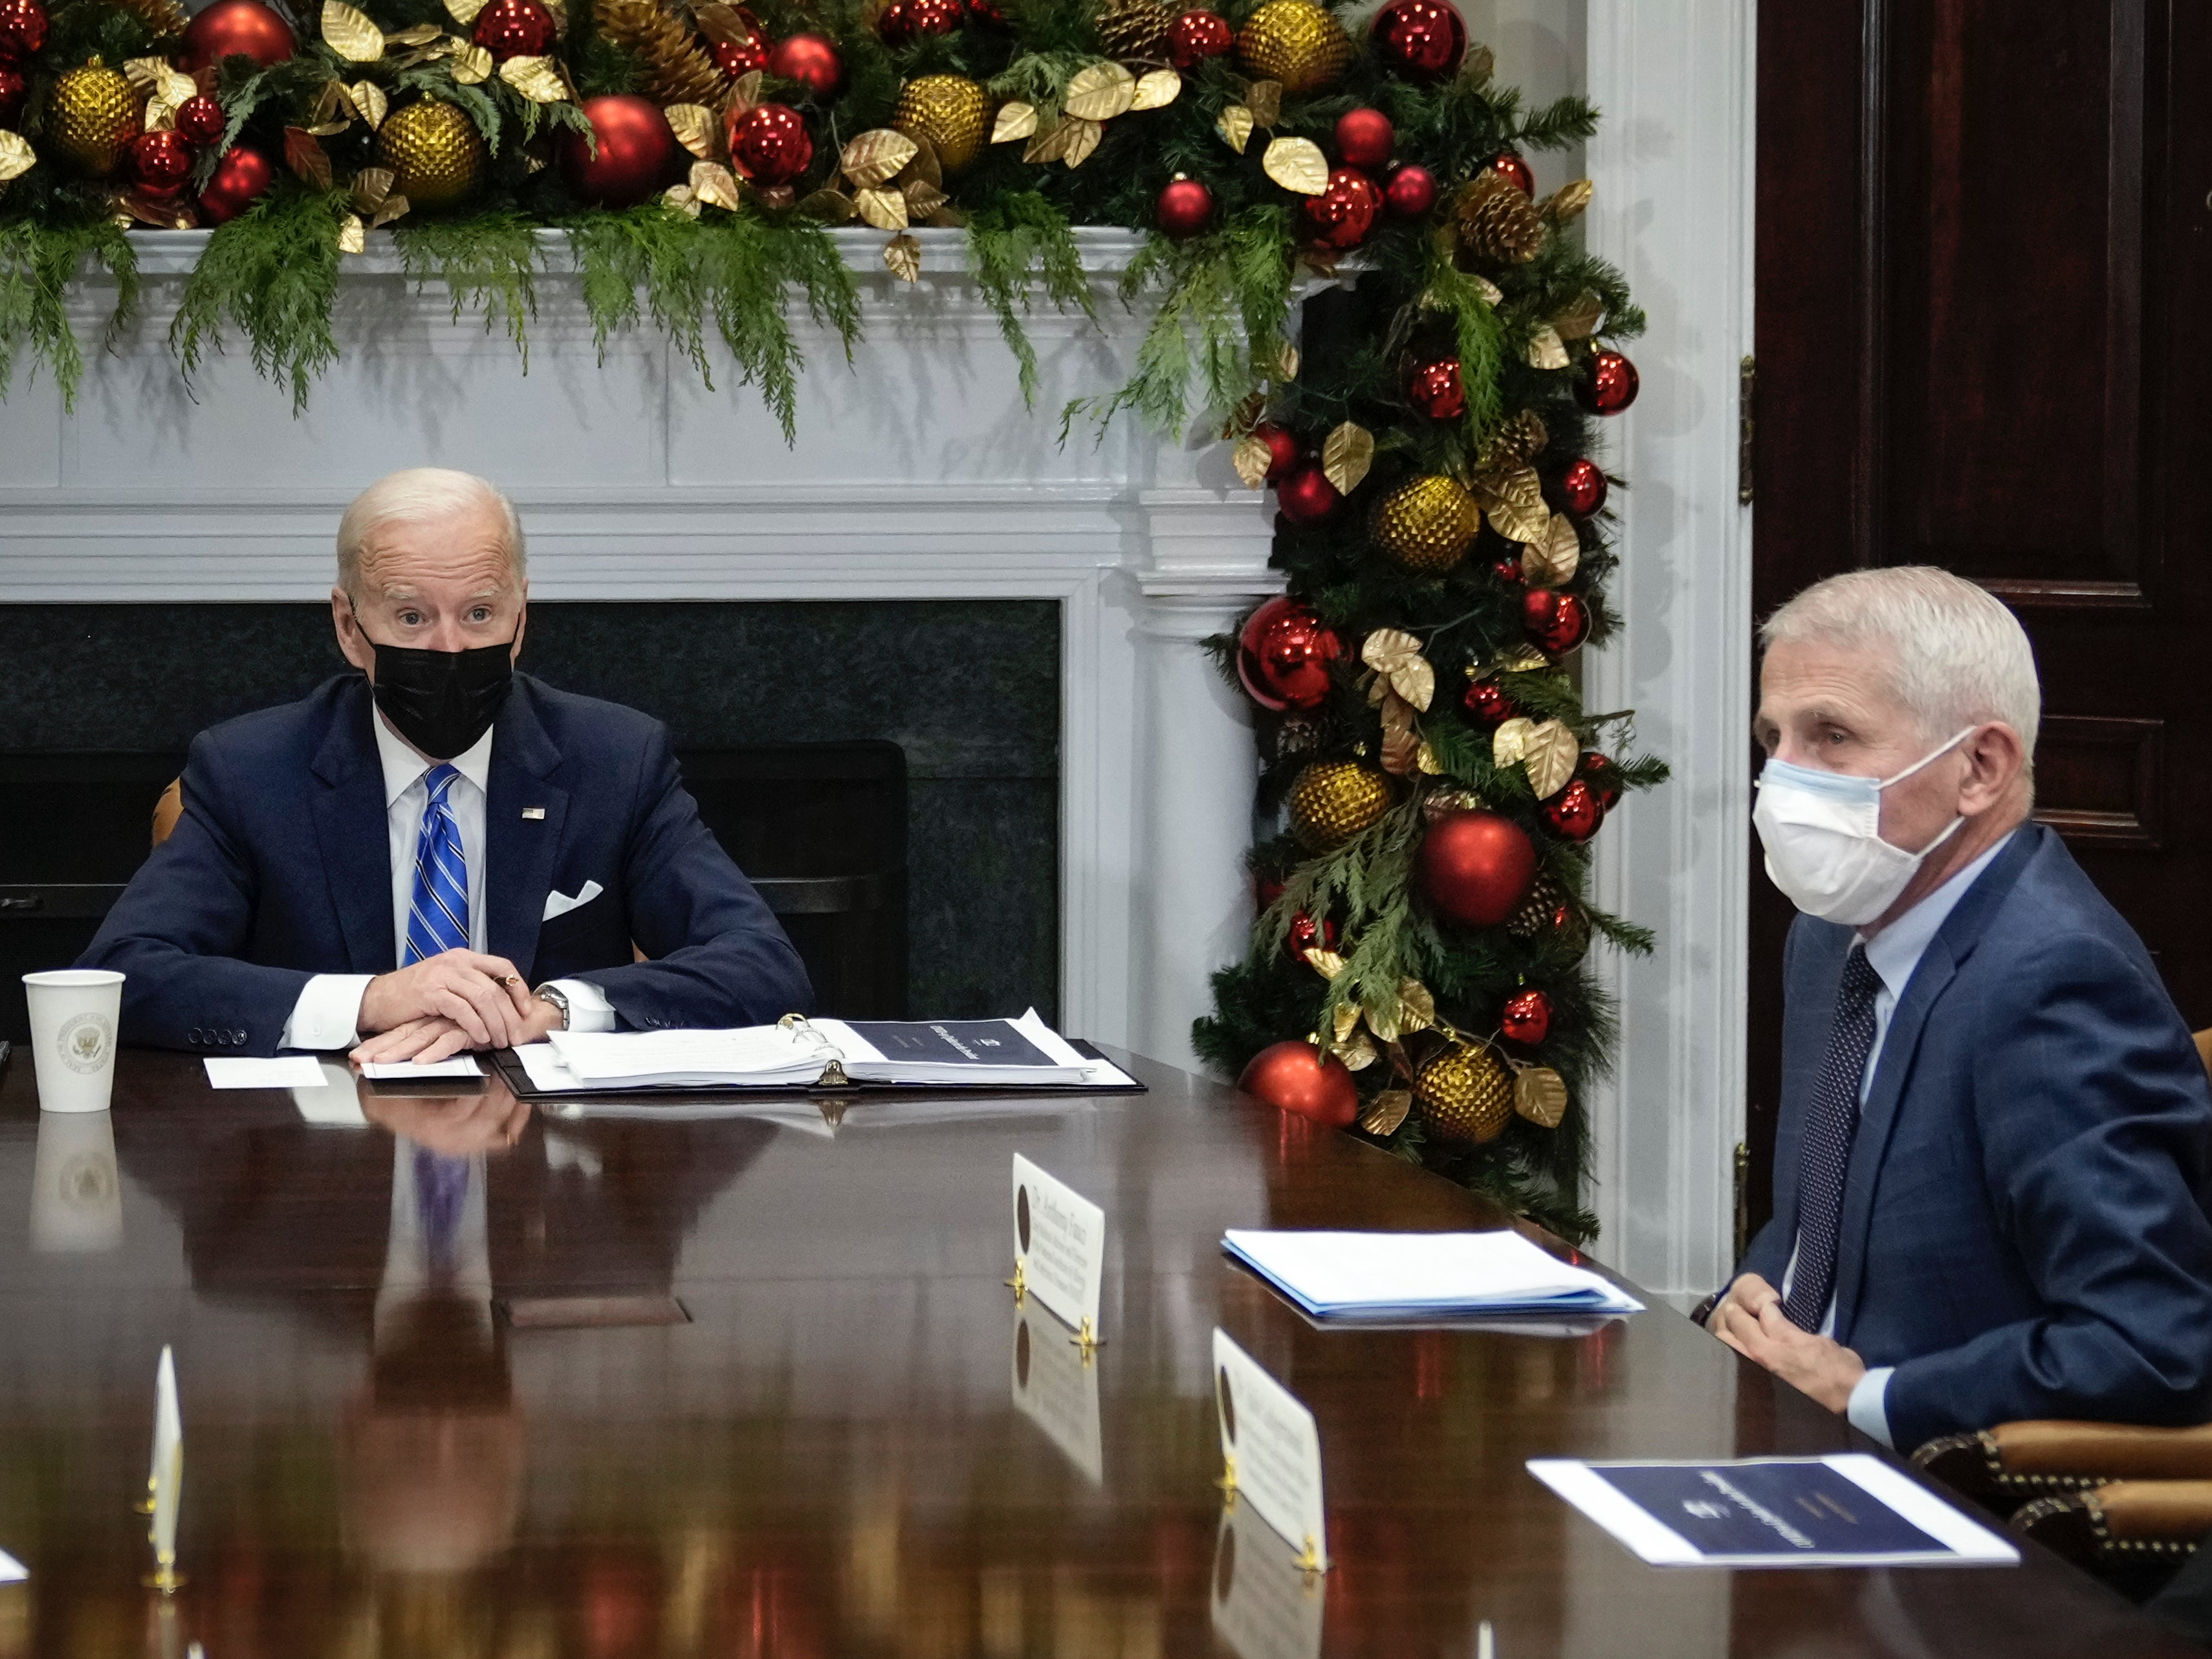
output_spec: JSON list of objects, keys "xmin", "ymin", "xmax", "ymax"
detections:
[{"xmin": 532, "ymin": 982, "xmax": 571, "ymax": 1030}]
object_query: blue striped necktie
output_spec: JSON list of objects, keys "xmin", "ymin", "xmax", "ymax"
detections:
[{"xmin": 402, "ymin": 763, "xmax": 470, "ymax": 965}]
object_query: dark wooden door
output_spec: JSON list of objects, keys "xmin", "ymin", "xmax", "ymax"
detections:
[{"xmin": 1746, "ymin": 0, "xmax": 2211, "ymax": 1242}]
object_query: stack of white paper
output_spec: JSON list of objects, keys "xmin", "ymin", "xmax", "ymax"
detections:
[{"xmin": 1221, "ymin": 1229, "xmax": 1645, "ymax": 1320}]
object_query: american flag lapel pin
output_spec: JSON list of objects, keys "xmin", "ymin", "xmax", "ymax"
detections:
[{"xmin": 521, "ymin": 806, "xmax": 546, "ymax": 820}]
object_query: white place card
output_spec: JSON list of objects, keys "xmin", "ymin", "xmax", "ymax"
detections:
[
  {"xmin": 0, "ymin": 1548, "xmax": 21, "ymax": 1583},
  {"xmin": 203, "ymin": 1056, "xmax": 326, "ymax": 1090},
  {"xmin": 1011, "ymin": 1154, "xmax": 1106, "ymax": 1343},
  {"xmin": 360, "ymin": 1056, "xmax": 483, "ymax": 1080},
  {"xmin": 1212, "ymin": 1329, "xmax": 1328, "ymax": 1571},
  {"xmin": 1009, "ymin": 1302, "xmax": 1103, "ymax": 1484},
  {"xmin": 1210, "ymin": 1493, "xmax": 1324, "ymax": 1659}
]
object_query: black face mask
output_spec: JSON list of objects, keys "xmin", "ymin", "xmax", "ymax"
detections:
[{"xmin": 363, "ymin": 632, "xmax": 516, "ymax": 760}]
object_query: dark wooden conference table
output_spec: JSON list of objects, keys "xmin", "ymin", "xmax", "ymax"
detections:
[{"xmin": 0, "ymin": 1048, "xmax": 2193, "ymax": 1659}]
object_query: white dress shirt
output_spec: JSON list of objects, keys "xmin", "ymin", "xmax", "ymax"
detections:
[
  {"xmin": 278, "ymin": 712, "xmax": 617, "ymax": 1050},
  {"xmin": 1779, "ymin": 827, "xmax": 2015, "ymax": 1447}
]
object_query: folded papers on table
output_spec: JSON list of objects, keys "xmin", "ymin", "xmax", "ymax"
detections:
[{"xmin": 1221, "ymin": 1228, "xmax": 1645, "ymax": 1320}]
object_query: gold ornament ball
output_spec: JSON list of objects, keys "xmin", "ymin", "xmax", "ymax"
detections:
[
  {"xmin": 892, "ymin": 74, "xmax": 991, "ymax": 176},
  {"xmin": 1416, "ymin": 1045, "xmax": 1515, "ymax": 1146},
  {"xmin": 1287, "ymin": 760, "xmax": 1392, "ymax": 853},
  {"xmin": 1374, "ymin": 474, "xmax": 1482, "ymax": 574},
  {"xmin": 49, "ymin": 61, "xmax": 140, "ymax": 179},
  {"xmin": 1092, "ymin": 0, "xmax": 1171, "ymax": 60},
  {"xmin": 377, "ymin": 100, "xmax": 488, "ymax": 210},
  {"xmin": 1237, "ymin": 0, "xmax": 1352, "ymax": 94}
]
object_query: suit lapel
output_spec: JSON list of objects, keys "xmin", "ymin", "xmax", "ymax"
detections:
[
  {"xmin": 484, "ymin": 678, "xmax": 569, "ymax": 980},
  {"xmin": 309, "ymin": 681, "xmax": 398, "ymax": 974}
]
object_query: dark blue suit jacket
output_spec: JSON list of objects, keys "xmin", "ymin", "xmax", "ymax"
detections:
[
  {"xmin": 80, "ymin": 673, "xmax": 813, "ymax": 1055},
  {"xmin": 1742, "ymin": 824, "xmax": 2212, "ymax": 1452}
]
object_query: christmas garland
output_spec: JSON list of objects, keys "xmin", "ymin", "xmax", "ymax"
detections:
[{"xmin": 0, "ymin": 0, "xmax": 1659, "ymax": 1236}]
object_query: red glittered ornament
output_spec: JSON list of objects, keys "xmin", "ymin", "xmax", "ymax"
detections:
[
  {"xmin": 1370, "ymin": 0, "xmax": 1465, "ymax": 83},
  {"xmin": 1300, "ymin": 168, "xmax": 1380, "ymax": 250},
  {"xmin": 127, "ymin": 129, "xmax": 192, "ymax": 199},
  {"xmin": 560, "ymin": 94, "xmax": 679, "ymax": 208},
  {"xmin": 196, "ymin": 146, "xmax": 275, "ymax": 224},
  {"xmin": 768, "ymin": 32, "xmax": 842, "ymax": 95},
  {"xmin": 1579, "ymin": 751, "xmax": 1622, "ymax": 811},
  {"xmin": 1156, "ymin": 173, "xmax": 1213, "ymax": 239},
  {"xmin": 1462, "ymin": 676, "xmax": 1519, "ymax": 727},
  {"xmin": 727, "ymin": 102, "xmax": 813, "ymax": 185},
  {"xmin": 1238, "ymin": 1040, "xmax": 1359, "ymax": 1129},
  {"xmin": 1284, "ymin": 910, "xmax": 1340, "ymax": 960},
  {"xmin": 173, "ymin": 93, "xmax": 227, "ymax": 146},
  {"xmin": 1237, "ymin": 595, "xmax": 1343, "ymax": 712},
  {"xmin": 1333, "ymin": 107, "xmax": 1392, "ymax": 170},
  {"xmin": 0, "ymin": 0, "xmax": 46, "ymax": 63},
  {"xmin": 1522, "ymin": 588, "xmax": 1590, "ymax": 654},
  {"xmin": 0, "ymin": 64, "xmax": 25, "ymax": 126},
  {"xmin": 1383, "ymin": 162, "xmax": 1436, "ymax": 219},
  {"xmin": 1488, "ymin": 150, "xmax": 1533, "ymax": 195},
  {"xmin": 180, "ymin": 0, "xmax": 295, "ymax": 71},
  {"xmin": 1276, "ymin": 463, "xmax": 1340, "ymax": 525},
  {"xmin": 877, "ymin": 0, "xmax": 963, "ymax": 46},
  {"xmin": 1251, "ymin": 422, "xmax": 1300, "ymax": 484},
  {"xmin": 1500, "ymin": 987, "xmax": 1551, "ymax": 1046},
  {"xmin": 1490, "ymin": 549, "xmax": 1525, "ymax": 584},
  {"xmin": 1559, "ymin": 457, "xmax": 1608, "ymax": 517},
  {"xmin": 1541, "ymin": 777, "xmax": 1604, "ymax": 841},
  {"xmin": 710, "ymin": 34, "xmax": 768, "ymax": 76},
  {"xmin": 472, "ymin": 0, "xmax": 555, "ymax": 60},
  {"xmin": 1419, "ymin": 809, "xmax": 1538, "ymax": 928},
  {"xmin": 1167, "ymin": 8, "xmax": 1232, "ymax": 68},
  {"xmin": 1405, "ymin": 355, "xmax": 1464, "ymax": 421},
  {"xmin": 1576, "ymin": 348, "xmax": 1639, "ymax": 415}
]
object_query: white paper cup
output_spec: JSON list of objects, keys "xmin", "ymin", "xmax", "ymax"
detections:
[
  {"xmin": 30, "ymin": 1108, "xmax": 122, "ymax": 1253},
  {"xmin": 23, "ymin": 969, "xmax": 126, "ymax": 1114}
]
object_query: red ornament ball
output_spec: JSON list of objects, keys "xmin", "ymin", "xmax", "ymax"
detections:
[
  {"xmin": 472, "ymin": 0, "xmax": 555, "ymax": 60},
  {"xmin": 180, "ymin": 0, "xmax": 295, "ymax": 71},
  {"xmin": 1238, "ymin": 1040, "xmax": 1359, "ymax": 1129},
  {"xmin": 968, "ymin": 0, "xmax": 1005, "ymax": 25},
  {"xmin": 1576, "ymin": 348, "xmax": 1640, "ymax": 415},
  {"xmin": 876, "ymin": 0, "xmax": 963, "ymax": 46},
  {"xmin": 1276, "ymin": 463, "xmax": 1340, "ymax": 525},
  {"xmin": 1300, "ymin": 168, "xmax": 1381, "ymax": 250},
  {"xmin": 1237, "ymin": 595, "xmax": 1343, "ymax": 712},
  {"xmin": 1558, "ymin": 457, "xmax": 1608, "ymax": 517},
  {"xmin": 728, "ymin": 102, "xmax": 813, "ymax": 185},
  {"xmin": 1251, "ymin": 422, "xmax": 1300, "ymax": 484},
  {"xmin": 1462, "ymin": 676, "xmax": 1518, "ymax": 727},
  {"xmin": 710, "ymin": 34, "xmax": 768, "ymax": 76},
  {"xmin": 1370, "ymin": 0, "xmax": 1465, "ymax": 83},
  {"xmin": 768, "ymin": 32, "xmax": 842, "ymax": 95},
  {"xmin": 1579, "ymin": 751, "xmax": 1622, "ymax": 811},
  {"xmin": 1384, "ymin": 162, "xmax": 1436, "ymax": 218},
  {"xmin": 1490, "ymin": 549, "xmax": 1526, "ymax": 584},
  {"xmin": 127, "ymin": 129, "xmax": 192, "ymax": 199},
  {"xmin": 0, "ymin": 0, "xmax": 45, "ymax": 63},
  {"xmin": 1500, "ymin": 987, "xmax": 1551, "ymax": 1046},
  {"xmin": 1523, "ymin": 588, "xmax": 1590, "ymax": 654},
  {"xmin": 173, "ymin": 94, "xmax": 227, "ymax": 146},
  {"xmin": 1156, "ymin": 173, "xmax": 1213, "ymax": 239},
  {"xmin": 1256, "ymin": 872, "xmax": 1287, "ymax": 911},
  {"xmin": 1542, "ymin": 777, "xmax": 1604, "ymax": 842},
  {"xmin": 1167, "ymin": 8, "xmax": 1233, "ymax": 68},
  {"xmin": 1284, "ymin": 910, "xmax": 1340, "ymax": 960},
  {"xmin": 560, "ymin": 94, "xmax": 679, "ymax": 208},
  {"xmin": 1420, "ymin": 809, "xmax": 1538, "ymax": 928},
  {"xmin": 1488, "ymin": 150, "xmax": 1533, "ymax": 195},
  {"xmin": 1405, "ymin": 355, "xmax": 1464, "ymax": 421},
  {"xmin": 0, "ymin": 64, "xmax": 25, "ymax": 127},
  {"xmin": 196, "ymin": 146, "xmax": 275, "ymax": 224},
  {"xmin": 1333, "ymin": 107, "xmax": 1393, "ymax": 170}
]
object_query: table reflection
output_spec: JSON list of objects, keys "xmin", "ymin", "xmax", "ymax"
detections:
[{"xmin": 28, "ymin": 1109, "xmax": 121, "ymax": 1255}]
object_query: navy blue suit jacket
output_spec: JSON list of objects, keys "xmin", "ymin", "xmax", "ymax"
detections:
[
  {"xmin": 1742, "ymin": 824, "xmax": 2212, "ymax": 1452},
  {"xmin": 80, "ymin": 673, "xmax": 813, "ymax": 1055}
]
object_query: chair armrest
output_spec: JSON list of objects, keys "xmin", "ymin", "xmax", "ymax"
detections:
[
  {"xmin": 1912, "ymin": 1420, "xmax": 2212, "ymax": 1501},
  {"xmin": 2013, "ymin": 1480, "xmax": 2212, "ymax": 1571}
]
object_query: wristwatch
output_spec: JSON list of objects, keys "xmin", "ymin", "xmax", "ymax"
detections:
[{"xmin": 532, "ymin": 982, "xmax": 571, "ymax": 1031}]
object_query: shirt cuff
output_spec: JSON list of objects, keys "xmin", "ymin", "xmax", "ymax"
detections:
[
  {"xmin": 549, "ymin": 978, "xmax": 618, "ymax": 1033},
  {"xmin": 1846, "ymin": 1366, "xmax": 1896, "ymax": 1448},
  {"xmin": 279, "ymin": 974, "xmax": 374, "ymax": 1052}
]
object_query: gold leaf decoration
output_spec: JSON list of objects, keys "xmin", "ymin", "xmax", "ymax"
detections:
[
  {"xmin": 1302, "ymin": 947, "xmax": 1346, "ymax": 980},
  {"xmin": 1215, "ymin": 104, "xmax": 1253, "ymax": 153},
  {"xmin": 727, "ymin": 69, "xmax": 763, "ymax": 112},
  {"xmin": 0, "ymin": 132, "xmax": 34, "ymax": 182},
  {"xmin": 122, "ymin": 55, "xmax": 168, "ymax": 94},
  {"xmin": 1459, "ymin": 42, "xmax": 1495, "ymax": 86},
  {"xmin": 1553, "ymin": 289, "xmax": 1604, "ymax": 340},
  {"xmin": 444, "ymin": 0, "xmax": 489, "ymax": 24},
  {"xmin": 1359, "ymin": 1088, "xmax": 1413, "ymax": 1136},
  {"xmin": 351, "ymin": 80, "xmax": 389, "ymax": 129},
  {"xmin": 663, "ymin": 182, "xmax": 702, "ymax": 217},
  {"xmin": 500, "ymin": 55, "xmax": 569, "ymax": 102},
  {"xmin": 1064, "ymin": 60, "xmax": 1136, "ymax": 121},
  {"xmin": 1243, "ymin": 78, "xmax": 1281, "ymax": 127},
  {"xmin": 1261, "ymin": 135, "xmax": 1327, "ymax": 195},
  {"xmin": 452, "ymin": 43, "xmax": 494, "ymax": 83},
  {"xmin": 1513, "ymin": 1066, "xmax": 1568, "ymax": 1128},
  {"xmin": 991, "ymin": 101, "xmax": 1036, "ymax": 143},
  {"xmin": 1275, "ymin": 341, "xmax": 1300, "ymax": 380},
  {"xmin": 1520, "ymin": 718, "xmax": 1580, "ymax": 798},
  {"xmin": 337, "ymin": 212, "xmax": 367, "ymax": 254},
  {"xmin": 1361, "ymin": 626, "xmax": 1434, "ymax": 711},
  {"xmin": 854, "ymin": 185, "xmax": 908, "ymax": 229},
  {"xmin": 688, "ymin": 160, "xmax": 743, "ymax": 210},
  {"xmin": 1232, "ymin": 434, "xmax": 1271, "ymax": 489},
  {"xmin": 283, "ymin": 126, "xmax": 333, "ymax": 190},
  {"xmin": 840, "ymin": 129, "xmax": 919, "ymax": 188},
  {"xmin": 1525, "ymin": 323, "xmax": 1568, "ymax": 371},
  {"xmin": 883, "ymin": 232, "xmax": 921, "ymax": 283},
  {"xmin": 1416, "ymin": 741, "xmax": 1444, "ymax": 775},
  {"xmin": 1329, "ymin": 1030, "xmax": 1378, "ymax": 1071},
  {"xmin": 1365, "ymin": 991, "xmax": 1403, "ymax": 1044},
  {"xmin": 693, "ymin": 2, "xmax": 752, "ymax": 45},
  {"xmin": 664, "ymin": 103, "xmax": 719, "ymax": 159},
  {"xmin": 1545, "ymin": 177, "xmax": 1593, "ymax": 223},
  {"xmin": 322, "ymin": 0, "xmax": 386, "ymax": 62},
  {"xmin": 1058, "ymin": 116, "xmax": 1102, "ymax": 168},
  {"xmin": 351, "ymin": 166, "xmax": 394, "ymax": 211},
  {"xmin": 1131, "ymin": 68, "xmax": 1181, "ymax": 109},
  {"xmin": 386, "ymin": 21, "xmax": 443, "ymax": 44},
  {"xmin": 1377, "ymin": 692, "xmax": 1418, "ymax": 777},
  {"xmin": 902, "ymin": 178, "xmax": 948, "ymax": 219},
  {"xmin": 1473, "ymin": 464, "xmax": 1548, "ymax": 545},
  {"xmin": 793, "ymin": 186, "xmax": 857, "ymax": 223},
  {"xmin": 1331, "ymin": 1002, "xmax": 1360, "ymax": 1044},
  {"xmin": 1320, "ymin": 420, "xmax": 1373, "ymax": 495},
  {"xmin": 1492, "ymin": 716, "xmax": 1533, "ymax": 769},
  {"xmin": 1398, "ymin": 979, "xmax": 1437, "ymax": 1033},
  {"xmin": 371, "ymin": 190, "xmax": 410, "ymax": 227},
  {"xmin": 1522, "ymin": 513, "xmax": 1581, "ymax": 586}
]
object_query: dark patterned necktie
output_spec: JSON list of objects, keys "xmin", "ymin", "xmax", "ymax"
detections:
[{"xmin": 1782, "ymin": 945, "xmax": 1884, "ymax": 1332}]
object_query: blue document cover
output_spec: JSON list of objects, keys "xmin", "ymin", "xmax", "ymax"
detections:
[{"xmin": 842, "ymin": 1020, "xmax": 1056, "ymax": 1068}]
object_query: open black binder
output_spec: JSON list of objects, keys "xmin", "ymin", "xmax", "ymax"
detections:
[{"xmin": 486, "ymin": 1038, "xmax": 1146, "ymax": 1106}]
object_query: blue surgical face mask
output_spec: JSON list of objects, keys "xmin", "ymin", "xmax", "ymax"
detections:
[{"xmin": 1751, "ymin": 728, "xmax": 1976, "ymax": 925}]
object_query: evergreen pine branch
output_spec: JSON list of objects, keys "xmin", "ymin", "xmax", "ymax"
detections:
[
  {"xmin": 0, "ymin": 217, "xmax": 137, "ymax": 411},
  {"xmin": 394, "ymin": 213, "xmax": 545, "ymax": 364},
  {"xmin": 967, "ymin": 190, "xmax": 1091, "ymax": 406},
  {"xmin": 169, "ymin": 188, "xmax": 346, "ymax": 413}
]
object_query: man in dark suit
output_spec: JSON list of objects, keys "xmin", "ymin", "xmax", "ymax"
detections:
[
  {"xmin": 1707, "ymin": 565, "xmax": 2212, "ymax": 1454},
  {"xmin": 82, "ymin": 467, "xmax": 811, "ymax": 1060}
]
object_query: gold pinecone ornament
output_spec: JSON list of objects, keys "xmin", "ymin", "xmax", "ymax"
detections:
[
  {"xmin": 1373, "ymin": 475, "xmax": 1481, "ymax": 574},
  {"xmin": 1456, "ymin": 171, "xmax": 1547, "ymax": 267},
  {"xmin": 1415, "ymin": 1044, "xmax": 1515, "ymax": 1146},
  {"xmin": 377, "ymin": 100, "xmax": 487, "ymax": 210},
  {"xmin": 47, "ymin": 61, "xmax": 139, "ymax": 178},
  {"xmin": 1287, "ymin": 760, "xmax": 1392, "ymax": 853},
  {"xmin": 594, "ymin": 0, "xmax": 726, "ymax": 107},
  {"xmin": 1477, "ymin": 408, "xmax": 1549, "ymax": 472},
  {"xmin": 892, "ymin": 75, "xmax": 991, "ymax": 175},
  {"xmin": 1506, "ymin": 874, "xmax": 1592, "ymax": 959},
  {"xmin": 1091, "ymin": 0, "xmax": 1170, "ymax": 60},
  {"xmin": 1237, "ymin": 0, "xmax": 1351, "ymax": 94}
]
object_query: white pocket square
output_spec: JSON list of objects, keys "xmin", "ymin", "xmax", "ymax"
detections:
[{"xmin": 542, "ymin": 879, "xmax": 604, "ymax": 922}]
